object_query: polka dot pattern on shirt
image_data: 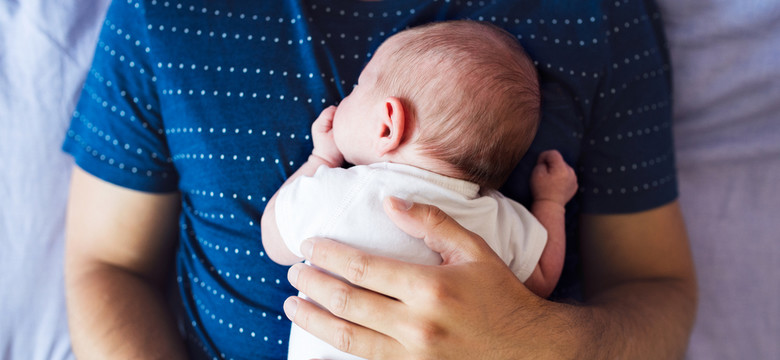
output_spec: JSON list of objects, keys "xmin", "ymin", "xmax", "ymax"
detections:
[{"xmin": 64, "ymin": 0, "xmax": 677, "ymax": 358}]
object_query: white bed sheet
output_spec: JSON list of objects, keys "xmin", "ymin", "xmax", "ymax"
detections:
[
  {"xmin": 0, "ymin": 1, "xmax": 109, "ymax": 359},
  {"xmin": 658, "ymin": 1, "xmax": 780, "ymax": 358}
]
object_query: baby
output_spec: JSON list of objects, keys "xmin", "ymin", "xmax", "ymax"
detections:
[{"xmin": 260, "ymin": 20, "xmax": 578, "ymax": 360}]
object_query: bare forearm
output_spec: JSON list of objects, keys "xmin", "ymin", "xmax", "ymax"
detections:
[
  {"xmin": 67, "ymin": 264, "xmax": 187, "ymax": 360},
  {"xmin": 508, "ymin": 276, "xmax": 695, "ymax": 359},
  {"xmin": 530, "ymin": 200, "xmax": 566, "ymax": 283},
  {"xmin": 569, "ymin": 277, "xmax": 697, "ymax": 359},
  {"xmin": 572, "ymin": 202, "xmax": 697, "ymax": 358},
  {"xmin": 528, "ymin": 150, "xmax": 576, "ymax": 296}
]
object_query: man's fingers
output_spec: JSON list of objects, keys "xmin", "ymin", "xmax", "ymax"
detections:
[
  {"xmin": 298, "ymin": 238, "xmax": 422, "ymax": 302},
  {"xmin": 284, "ymin": 295, "xmax": 403, "ymax": 359},
  {"xmin": 287, "ymin": 262, "xmax": 407, "ymax": 337},
  {"xmin": 383, "ymin": 197, "xmax": 493, "ymax": 265}
]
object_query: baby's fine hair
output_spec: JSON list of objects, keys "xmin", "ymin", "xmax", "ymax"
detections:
[{"xmin": 374, "ymin": 20, "xmax": 540, "ymax": 189}]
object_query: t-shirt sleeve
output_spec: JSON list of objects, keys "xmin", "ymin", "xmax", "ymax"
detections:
[
  {"xmin": 62, "ymin": 0, "xmax": 178, "ymax": 193},
  {"xmin": 578, "ymin": 2, "xmax": 678, "ymax": 214},
  {"xmin": 275, "ymin": 166, "xmax": 360, "ymax": 257}
]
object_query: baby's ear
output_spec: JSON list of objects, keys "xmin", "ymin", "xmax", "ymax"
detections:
[{"xmin": 375, "ymin": 97, "xmax": 406, "ymax": 156}]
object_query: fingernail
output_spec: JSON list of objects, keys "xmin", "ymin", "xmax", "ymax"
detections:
[
  {"xmin": 283, "ymin": 297, "xmax": 298, "ymax": 320},
  {"xmin": 389, "ymin": 196, "xmax": 413, "ymax": 211},
  {"xmin": 287, "ymin": 264, "xmax": 300, "ymax": 287},
  {"xmin": 300, "ymin": 239, "xmax": 313, "ymax": 258}
]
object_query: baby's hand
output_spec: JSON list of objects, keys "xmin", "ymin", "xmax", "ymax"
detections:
[
  {"xmin": 310, "ymin": 106, "xmax": 344, "ymax": 167},
  {"xmin": 530, "ymin": 150, "xmax": 578, "ymax": 207}
]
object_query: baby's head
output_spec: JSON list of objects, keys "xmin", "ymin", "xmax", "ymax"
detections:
[{"xmin": 332, "ymin": 20, "xmax": 540, "ymax": 189}]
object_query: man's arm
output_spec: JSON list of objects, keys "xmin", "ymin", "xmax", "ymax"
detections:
[
  {"xmin": 577, "ymin": 200, "xmax": 697, "ymax": 358},
  {"xmin": 64, "ymin": 167, "xmax": 187, "ymax": 359},
  {"xmin": 282, "ymin": 198, "xmax": 696, "ymax": 359}
]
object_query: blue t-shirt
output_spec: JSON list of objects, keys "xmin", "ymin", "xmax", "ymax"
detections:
[{"xmin": 63, "ymin": 0, "xmax": 676, "ymax": 359}]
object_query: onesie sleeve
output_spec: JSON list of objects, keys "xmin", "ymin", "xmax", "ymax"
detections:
[
  {"xmin": 577, "ymin": 1, "xmax": 677, "ymax": 214},
  {"xmin": 62, "ymin": 0, "xmax": 177, "ymax": 192},
  {"xmin": 275, "ymin": 166, "xmax": 360, "ymax": 257},
  {"xmin": 506, "ymin": 202, "xmax": 548, "ymax": 282}
]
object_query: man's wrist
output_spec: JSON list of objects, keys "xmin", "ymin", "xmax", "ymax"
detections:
[
  {"xmin": 518, "ymin": 300, "xmax": 594, "ymax": 359},
  {"xmin": 560, "ymin": 304, "xmax": 601, "ymax": 359}
]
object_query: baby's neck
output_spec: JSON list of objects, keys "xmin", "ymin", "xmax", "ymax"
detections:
[{"xmin": 376, "ymin": 149, "xmax": 465, "ymax": 181}]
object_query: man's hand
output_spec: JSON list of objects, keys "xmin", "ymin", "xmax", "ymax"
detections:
[
  {"xmin": 282, "ymin": 196, "xmax": 696, "ymax": 359},
  {"xmin": 282, "ymin": 197, "xmax": 583, "ymax": 359},
  {"xmin": 530, "ymin": 150, "xmax": 577, "ymax": 207},
  {"xmin": 311, "ymin": 105, "xmax": 344, "ymax": 167}
]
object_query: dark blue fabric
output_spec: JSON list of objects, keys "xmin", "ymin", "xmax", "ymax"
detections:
[{"xmin": 63, "ymin": 0, "xmax": 677, "ymax": 358}]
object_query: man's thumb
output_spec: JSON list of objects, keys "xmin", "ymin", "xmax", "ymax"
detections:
[{"xmin": 383, "ymin": 196, "xmax": 490, "ymax": 265}]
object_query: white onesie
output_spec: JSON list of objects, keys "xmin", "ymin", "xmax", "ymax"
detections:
[{"xmin": 275, "ymin": 162, "xmax": 547, "ymax": 360}]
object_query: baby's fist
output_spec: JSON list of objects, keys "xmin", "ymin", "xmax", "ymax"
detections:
[
  {"xmin": 310, "ymin": 106, "xmax": 343, "ymax": 167},
  {"xmin": 530, "ymin": 150, "xmax": 578, "ymax": 206}
]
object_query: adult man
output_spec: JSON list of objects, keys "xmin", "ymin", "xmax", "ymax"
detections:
[{"xmin": 64, "ymin": 1, "xmax": 695, "ymax": 358}]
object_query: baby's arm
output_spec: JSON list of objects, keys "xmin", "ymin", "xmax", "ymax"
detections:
[
  {"xmin": 261, "ymin": 106, "xmax": 343, "ymax": 265},
  {"xmin": 523, "ymin": 150, "xmax": 578, "ymax": 298}
]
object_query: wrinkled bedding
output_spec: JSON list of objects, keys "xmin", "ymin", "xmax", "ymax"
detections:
[
  {"xmin": 659, "ymin": 1, "xmax": 780, "ymax": 358},
  {"xmin": 0, "ymin": 1, "xmax": 108, "ymax": 359}
]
